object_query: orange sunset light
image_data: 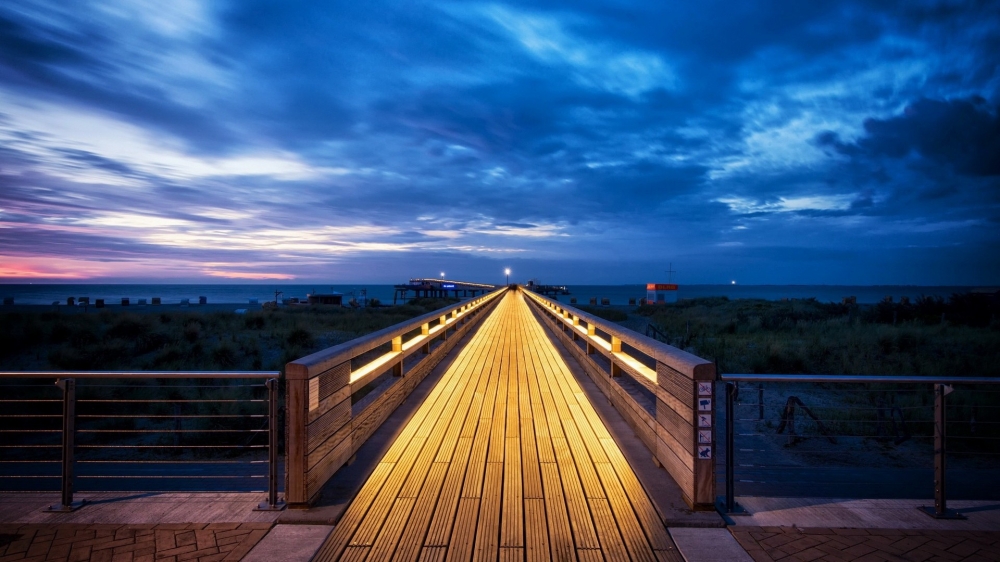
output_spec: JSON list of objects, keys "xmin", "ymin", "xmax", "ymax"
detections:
[{"xmin": 204, "ymin": 271, "xmax": 297, "ymax": 280}]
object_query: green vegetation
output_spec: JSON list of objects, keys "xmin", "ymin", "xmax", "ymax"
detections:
[
  {"xmin": 0, "ymin": 297, "xmax": 460, "ymax": 372},
  {"xmin": 636, "ymin": 295, "xmax": 1000, "ymax": 377},
  {"xmin": 577, "ymin": 305, "xmax": 629, "ymax": 322},
  {"xmin": 636, "ymin": 295, "xmax": 1000, "ymax": 461},
  {"xmin": 0, "ymin": 298, "xmax": 463, "ymax": 462}
]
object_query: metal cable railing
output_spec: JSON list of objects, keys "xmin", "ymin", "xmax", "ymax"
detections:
[
  {"xmin": 0, "ymin": 371, "xmax": 283, "ymax": 512},
  {"xmin": 715, "ymin": 374, "xmax": 1000, "ymax": 520}
]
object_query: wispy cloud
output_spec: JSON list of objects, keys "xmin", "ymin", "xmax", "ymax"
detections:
[{"xmin": 0, "ymin": 0, "xmax": 997, "ymax": 283}]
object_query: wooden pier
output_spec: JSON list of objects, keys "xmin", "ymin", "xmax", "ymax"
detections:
[
  {"xmin": 313, "ymin": 291, "xmax": 680, "ymax": 561},
  {"xmin": 393, "ymin": 279, "xmax": 498, "ymax": 304}
]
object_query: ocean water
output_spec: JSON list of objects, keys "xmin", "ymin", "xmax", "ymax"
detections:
[
  {"xmin": 552, "ymin": 284, "xmax": 975, "ymax": 306},
  {"xmin": 0, "ymin": 284, "xmax": 402, "ymax": 306},
  {"xmin": 0, "ymin": 283, "xmax": 976, "ymax": 306}
]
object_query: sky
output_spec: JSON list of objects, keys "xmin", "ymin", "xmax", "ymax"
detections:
[{"xmin": 0, "ymin": 1, "xmax": 998, "ymax": 285}]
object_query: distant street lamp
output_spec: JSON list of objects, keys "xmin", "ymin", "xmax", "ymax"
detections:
[
  {"xmin": 440, "ymin": 272, "xmax": 445, "ymax": 279},
  {"xmin": 505, "ymin": 268, "xmax": 511, "ymax": 286}
]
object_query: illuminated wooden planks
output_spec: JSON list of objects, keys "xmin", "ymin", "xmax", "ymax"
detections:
[
  {"xmin": 523, "ymin": 498, "xmax": 550, "ymax": 562},
  {"xmin": 445, "ymin": 498, "xmax": 479, "ymax": 561},
  {"xmin": 339, "ymin": 546, "xmax": 370, "ymax": 562},
  {"xmin": 319, "ymin": 293, "xmax": 509, "ymax": 561},
  {"xmin": 472, "ymin": 462, "xmax": 503, "ymax": 561},
  {"xmin": 501, "ymin": 437, "xmax": 523, "ymax": 548},
  {"xmin": 500, "ymin": 547, "xmax": 525, "ymax": 562},
  {"xmin": 366, "ymin": 497, "xmax": 415, "ymax": 560},
  {"xmin": 524, "ymin": 296, "xmax": 677, "ymax": 560},
  {"xmin": 315, "ymin": 290, "xmax": 681, "ymax": 561},
  {"xmin": 589, "ymin": 497, "xmax": 631, "ymax": 561},
  {"xmin": 315, "ymin": 462, "xmax": 393, "ymax": 561},
  {"xmin": 595, "ymin": 462, "xmax": 665, "ymax": 561},
  {"xmin": 398, "ymin": 320, "xmax": 495, "ymax": 499},
  {"xmin": 551, "ymin": 436, "xmax": 601, "ymax": 550},
  {"xmin": 430, "ymin": 300, "xmax": 507, "ymax": 548},
  {"xmin": 392, "ymin": 462, "xmax": 448, "ymax": 562},
  {"xmin": 418, "ymin": 547, "xmax": 447, "ymax": 562},
  {"xmin": 539, "ymin": 462, "xmax": 575, "ymax": 561}
]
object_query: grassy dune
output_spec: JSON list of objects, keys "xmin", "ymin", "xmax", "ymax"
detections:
[
  {"xmin": 0, "ymin": 298, "xmax": 460, "ymax": 372},
  {"xmin": 636, "ymin": 295, "xmax": 1000, "ymax": 377}
]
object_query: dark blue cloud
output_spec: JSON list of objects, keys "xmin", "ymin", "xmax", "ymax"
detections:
[{"xmin": 0, "ymin": 0, "xmax": 997, "ymax": 283}]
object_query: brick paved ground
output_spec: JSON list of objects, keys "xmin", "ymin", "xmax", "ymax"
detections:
[
  {"xmin": 0, "ymin": 522, "xmax": 273, "ymax": 562},
  {"xmin": 730, "ymin": 526, "xmax": 1000, "ymax": 562}
]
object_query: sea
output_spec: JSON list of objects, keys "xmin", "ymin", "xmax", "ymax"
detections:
[{"xmin": 0, "ymin": 283, "xmax": 978, "ymax": 306}]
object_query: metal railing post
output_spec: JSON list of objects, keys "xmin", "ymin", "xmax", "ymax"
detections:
[
  {"xmin": 257, "ymin": 378, "xmax": 286, "ymax": 511},
  {"xmin": 758, "ymin": 383, "xmax": 764, "ymax": 421},
  {"xmin": 46, "ymin": 378, "xmax": 84, "ymax": 512},
  {"xmin": 716, "ymin": 381, "xmax": 747, "ymax": 516},
  {"xmin": 921, "ymin": 383, "xmax": 963, "ymax": 519},
  {"xmin": 726, "ymin": 382, "xmax": 735, "ymax": 511}
]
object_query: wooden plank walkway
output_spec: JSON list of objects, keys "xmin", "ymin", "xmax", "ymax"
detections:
[{"xmin": 313, "ymin": 290, "xmax": 681, "ymax": 562}]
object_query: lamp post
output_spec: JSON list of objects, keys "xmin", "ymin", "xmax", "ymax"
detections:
[{"xmin": 505, "ymin": 268, "xmax": 510, "ymax": 286}]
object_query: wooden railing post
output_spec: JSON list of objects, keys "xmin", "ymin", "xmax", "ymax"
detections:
[
  {"xmin": 285, "ymin": 363, "xmax": 309, "ymax": 507},
  {"xmin": 284, "ymin": 288, "xmax": 506, "ymax": 506},
  {"xmin": 654, "ymin": 358, "xmax": 716, "ymax": 510},
  {"xmin": 392, "ymin": 336, "xmax": 403, "ymax": 376}
]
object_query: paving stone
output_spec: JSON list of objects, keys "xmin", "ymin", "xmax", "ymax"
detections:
[
  {"xmin": 730, "ymin": 527, "xmax": 1000, "ymax": 562},
  {"xmin": 0, "ymin": 524, "xmax": 272, "ymax": 562}
]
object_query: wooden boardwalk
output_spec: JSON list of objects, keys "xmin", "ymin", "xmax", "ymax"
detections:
[{"xmin": 313, "ymin": 291, "xmax": 680, "ymax": 562}]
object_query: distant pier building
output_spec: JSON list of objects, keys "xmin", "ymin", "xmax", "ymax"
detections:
[
  {"xmin": 394, "ymin": 278, "xmax": 496, "ymax": 304},
  {"xmin": 525, "ymin": 280, "xmax": 570, "ymax": 296}
]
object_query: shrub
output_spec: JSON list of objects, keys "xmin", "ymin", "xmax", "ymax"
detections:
[
  {"xmin": 183, "ymin": 322, "xmax": 201, "ymax": 343},
  {"xmin": 286, "ymin": 328, "xmax": 313, "ymax": 347},
  {"xmin": 212, "ymin": 344, "xmax": 239, "ymax": 368},
  {"xmin": 578, "ymin": 305, "xmax": 628, "ymax": 322},
  {"xmin": 50, "ymin": 322, "xmax": 73, "ymax": 343}
]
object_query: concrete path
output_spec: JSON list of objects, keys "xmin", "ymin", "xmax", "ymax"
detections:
[
  {"xmin": 670, "ymin": 527, "xmax": 754, "ymax": 561},
  {"xmin": 241, "ymin": 524, "xmax": 333, "ymax": 562}
]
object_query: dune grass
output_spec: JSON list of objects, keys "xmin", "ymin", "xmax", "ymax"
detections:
[
  {"xmin": 636, "ymin": 295, "xmax": 1000, "ymax": 377},
  {"xmin": 0, "ymin": 298, "xmax": 460, "ymax": 372}
]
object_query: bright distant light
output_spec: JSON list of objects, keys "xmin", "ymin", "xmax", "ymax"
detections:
[
  {"xmin": 731, "ymin": 280, "xmax": 736, "ymax": 285},
  {"xmin": 440, "ymin": 272, "xmax": 445, "ymax": 277},
  {"xmin": 504, "ymin": 268, "xmax": 511, "ymax": 275}
]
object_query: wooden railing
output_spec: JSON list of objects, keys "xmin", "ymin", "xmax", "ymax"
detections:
[
  {"xmin": 521, "ymin": 287, "xmax": 717, "ymax": 510},
  {"xmin": 284, "ymin": 288, "xmax": 508, "ymax": 507}
]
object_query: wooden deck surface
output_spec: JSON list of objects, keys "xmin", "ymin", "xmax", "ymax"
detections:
[{"xmin": 313, "ymin": 290, "xmax": 681, "ymax": 561}]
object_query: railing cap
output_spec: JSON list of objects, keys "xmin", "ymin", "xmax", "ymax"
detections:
[
  {"xmin": 287, "ymin": 287, "xmax": 507, "ymax": 379},
  {"xmin": 523, "ymin": 289, "xmax": 714, "ymax": 379},
  {"xmin": 0, "ymin": 371, "xmax": 280, "ymax": 379},
  {"xmin": 720, "ymin": 374, "xmax": 1000, "ymax": 384}
]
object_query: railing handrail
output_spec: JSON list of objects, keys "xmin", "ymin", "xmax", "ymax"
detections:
[
  {"xmin": 284, "ymin": 286, "xmax": 507, "ymax": 506},
  {"xmin": 1, "ymin": 371, "xmax": 284, "ymax": 512},
  {"xmin": 720, "ymin": 373, "xmax": 1000, "ymax": 384},
  {"xmin": 288, "ymin": 287, "xmax": 508, "ymax": 379},
  {"xmin": 521, "ymin": 286, "xmax": 717, "ymax": 510},
  {"xmin": 0, "ymin": 371, "xmax": 280, "ymax": 379},
  {"xmin": 521, "ymin": 288, "xmax": 710, "ymax": 378}
]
